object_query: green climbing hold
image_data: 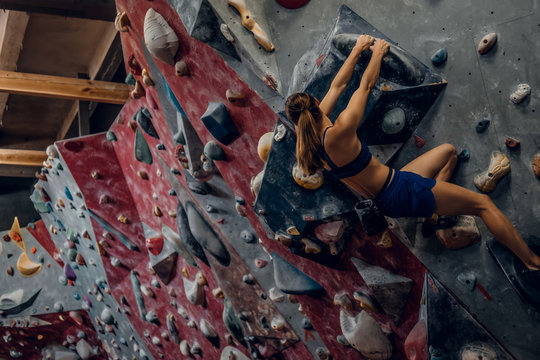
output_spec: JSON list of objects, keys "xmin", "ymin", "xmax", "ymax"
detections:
[
  {"xmin": 56, "ymin": 163, "xmax": 63, "ymax": 170},
  {"xmin": 125, "ymin": 72, "xmax": 136, "ymax": 86},
  {"xmin": 134, "ymin": 128, "xmax": 153, "ymax": 164},
  {"xmin": 106, "ymin": 131, "xmax": 117, "ymax": 142}
]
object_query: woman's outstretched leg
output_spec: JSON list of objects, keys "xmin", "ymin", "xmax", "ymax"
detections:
[{"xmin": 432, "ymin": 180, "xmax": 540, "ymax": 270}]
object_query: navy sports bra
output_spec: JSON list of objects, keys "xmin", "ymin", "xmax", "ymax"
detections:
[{"xmin": 321, "ymin": 126, "xmax": 372, "ymax": 179}]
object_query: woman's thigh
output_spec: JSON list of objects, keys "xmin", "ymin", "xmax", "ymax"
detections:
[
  {"xmin": 431, "ymin": 180, "xmax": 486, "ymax": 216},
  {"xmin": 400, "ymin": 144, "xmax": 456, "ymax": 178}
]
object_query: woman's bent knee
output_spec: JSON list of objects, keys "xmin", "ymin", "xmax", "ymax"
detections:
[{"xmin": 441, "ymin": 143, "xmax": 457, "ymax": 156}]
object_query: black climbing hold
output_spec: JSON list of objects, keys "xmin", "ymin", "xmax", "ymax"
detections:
[
  {"xmin": 176, "ymin": 201, "xmax": 209, "ymax": 266},
  {"xmin": 201, "ymin": 102, "xmax": 239, "ymax": 145},
  {"xmin": 187, "ymin": 180, "xmax": 211, "ymax": 195},
  {"xmin": 475, "ymin": 119, "xmax": 490, "ymax": 133},
  {"xmin": 272, "ymin": 252, "xmax": 325, "ymax": 296}
]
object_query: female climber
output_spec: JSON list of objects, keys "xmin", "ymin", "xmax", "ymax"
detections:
[{"xmin": 285, "ymin": 34, "xmax": 540, "ymax": 270}]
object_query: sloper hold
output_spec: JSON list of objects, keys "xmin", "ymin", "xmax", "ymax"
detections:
[
  {"xmin": 423, "ymin": 273, "xmax": 514, "ymax": 359},
  {"xmin": 173, "ymin": 0, "xmax": 240, "ymax": 60},
  {"xmin": 144, "ymin": 8, "xmax": 179, "ymax": 65},
  {"xmin": 0, "ymin": 288, "xmax": 41, "ymax": 315},
  {"xmin": 487, "ymin": 236, "xmax": 540, "ymax": 312},
  {"xmin": 177, "ymin": 201, "xmax": 209, "ymax": 266},
  {"xmin": 201, "ymin": 102, "xmax": 239, "ymax": 145},
  {"xmin": 473, "ymin": 151, "xmax": 510, "ymax": 193},
  {"xmin": 17, "ymin": 252, "xmax": 42, "ymax": 277},
  {"xmin": 185, "ymin": 201, "xmax": 230, "ymax": 266},
  {"xmin": 134, "ymin": 107, "xmax": 160, "ymax": 139},
  {"xmin": 152, "ymin": 253, "xmax": 177, "ymax": 285},
  {"xmin": 162, "ymin": 224, "xmax": 198, "ymax": 267},
  {"xmin": 134, "ymin": 128, "xmax": 153, "ymax": 165},
  {"xmin": 340, "ymin": 309, "xmax": 392, "ymax": 359},
  {"xmin": 272, "ymin": 252, "xmax": 324, "ymax": 295},
  {"xmin": 88, "ymin": 209, "xmax": 139, "ymax": 251},
  {"xmin": 350, "ymin": 257, "xmax": 413, "ymax": 324}
]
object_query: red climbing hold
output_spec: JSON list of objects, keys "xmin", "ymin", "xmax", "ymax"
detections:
[
  {"xmin": 63, "ymin": 140, "xmax": 84, "ymax": 152},
  {"xmin": 505, "ymin": 137, "xmax": 520, "ymax": 149},
  {"xmin": 146, "ymin": 236, "xmax": 164, "ymax": 256},
  {"xmin": 275, "ymin": 0, "xmax": 310, "ymax": 9},
  {"xmin": 414, "ymin": 134, "xmax": 425, "ymax": 148},
  {"xmin": 404, "ymin": 319, "xmax": 427, "ymax": 360}
]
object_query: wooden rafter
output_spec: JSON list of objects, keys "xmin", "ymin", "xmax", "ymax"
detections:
[
  {"xmin": 0, "ymin": 70, "xmax": 130, "ymax": 104},
  {"xmin": 0, "ymin": 149, "xmax": 46, "ymax": 167}
]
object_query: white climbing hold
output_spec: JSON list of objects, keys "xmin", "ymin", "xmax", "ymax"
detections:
[
  {"xmin": 340, "ymin": 309, "xmax": 392, "ymax": 359},
  {"xmin": 509, "ymin": 83, "xmax": 531, "ymax": 104}
]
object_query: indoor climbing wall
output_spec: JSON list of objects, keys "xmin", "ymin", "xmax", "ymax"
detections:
[{"xmin": 15, "ymin": 0, "xmax": 540, "ymax": 359}]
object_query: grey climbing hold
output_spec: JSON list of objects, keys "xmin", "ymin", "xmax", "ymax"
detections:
[
  {"xmin": 186, "ymin": 201, "xmax": 230, "ymax": 266},
  {"xmin": 187, "ymin": 180, "xmax": 212, "ymax": 195},
  {"xmin": 510, "ymin": 83, "xmax": 531, "ymax": 104},
  {"xmin": 204, "ymin": 140, "xmax": 227, "ymax": 161},
  {"xmin": 457, "ymin": 271, "xmax": 477, "ymax": 291},
  {"xmin": 177, "ymin": 201, "xmax": 209, "ymax": 266},
  {"xmin": 240, "ymin": 230, "xmax": 254, "ymax": 243},
  {"xmin": 475, "ymin": 119, "xmax": 490, "ymax": 133},
  {"xmin": 350, "ymin": 257, "xmax": 413, "ymax": 324},
  {"xmin": 144, "ymin": 8, "xmax": 179, "ymax": 65},
  {"xmin": 223, "ymin": 297, "xmax": 246, "ymax": 347},
  {"xmin": 381, "ymin": 107, "xmax": 406, "ymax": 135},
  {"xmin": 131, "ymin": 271, "xmax": 146, "ymax": 319},
  {"xmin": 134, "ymin": 128, "xmax": 153, "ymax": 164},
  {"xmin": 201, "ymin": 102, "xmax": 239, "ymax": 145},
  {"xmin": 173, "ymin": 130, "xmax": 186, "ymax": 145},
  {"xmin": 106, "ymin": 131, "xmax": 117, "ymax": 142},
  {"xmin": 340, "ymin": 309, "xmax": 392, "ymax": 359},
  {"xmin": 145, "ymin": 310, "xmax": 160, "ymax": 324},
  {"xmin": 54, "ymin": 302, "xmax": 64, "ymax": 312},
  {"xmin": 272, "ymin": 252, "xmax": 324, "ymax": 295},
  {"xmin": 101, "ymin": 308, "xmax": 115, "ymax": 325}
]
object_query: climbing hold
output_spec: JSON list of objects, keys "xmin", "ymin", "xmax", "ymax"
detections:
[
  {"xmin": 270, "ymin": 316, "xmax": 285, "ymax": 331},
  {"xmin": 351, "ymin": 257, "xmax": 413, "ymax": 324},
  {"xmin": 67, "ymin": 248, "xmax": 77, "ymax": 262},
  {"xmin": 0, "ymin": 288, "xmax": 41, "ymax": 315},
  {"xmin": 474, "ymin": 151, "xmax": 510, "ymax": 193},
  {"xmin": 146, "ymin": 310, "xmax": 160, "ymax": 324},
  {"xmin": 478, "ymin": 33, "xmax": 497, "ymax": 55},
  {"xmin": 268, "ymin": 287, "xmax": 285, "ymax": 302},
  {"xmin": 340, "ymin": 309, "xmax": 392, "ymax": 359},
  {"xmin": 228, "ymin": 0, "xmax": 274, "ymax": 52},
  {"xmin": 200, "ymin": 318, "xmax": 219, "ymax": 341},
  {"xmin": 187, "ymin": 180, "xmax": 211, "ymax": 195},
  {"xmin": 17, "ymin": 252, "xmax": 42, "ymax": 277},
  {"xmin": 255, "ymin": 258, "xmax": 267, "ymax": 268},
  {"xmin": 101, "ymin": 308, "xmax": 115, "ymax": 325},
  {"xmin": 510, "ymin": 83, "xmax": 531, "ymax": 104},
  {"xmin": 140, "ymin": 285, "xmax": 155, "ymax": 298},
  {"xmin": 457, "ymin": 271, "xmax": 477, "ymax": 291},
  {"xmin": 461, "ymin": 342, "xmax": 497, "ymax": 360},
  {"xmin": 153, "ymin": 205, "xmax": 163, "ymax": 217},
  {"xmin": 134, "ymin": 128, "xmax": 153, "ymax": 165},
  {"xmin": 76, "ymin": 253, "xmax": 86, "ymax": 266},
  {"xmin": 505, "ymin": 137, "xmax": 520, "ymax": 149},
  {"xmin": 431, "ymin": 48, "xmax": 447, "ymax": 66},
  {"xmin": 131, "ymin": 80, "xmax": 145, "ymax": 99},
  {"xmin": 89, "ymin": 210, "xmax": 139, "ymax": 251},
  {"xmin": 257, "ymin": 132, "xmax": 274, "ymax": 162},
  {"xmin": 125, "ymin": 72, "xmax": 136, "ymax": 86},
  {"xmin": 212, "ymin": 287, "xmax": 224, "ymax": 298},
  {"xmin": 314, "ymin": 220, "xmax": 345, "ymax": 244},
  {"xmin": 242, "ymin": 274, "xmax": 254, "ymax": 284},
  {"xmin": 114, "ymin": 11, "xmax": 129, "ymax": 32},
  {"xmin": 275, "ymin": 0, "xmax": 311, "ymax": 9},
  {"xmin": 533, "ymin": 153, "xmax": 540, "ymax": 178},
  {"xmin": 292, "ymin": 163, "xmax": 324, "ymax": 190},
  {"xmin": 301, "ymin": 238, "xmax": 321, "ymax": 254},
  {"xmin": 315, "ymin": 347, "xmax": 331, "ymax": 360},
  {"xmin": 274, "ymin": 231, "xmax": 293, "ymax": 246},
  {"xmin": 186, "ymin": 202, "xmax": 230, "ymax": 266},
  {"xmin": 177, "ymin": 201, "xmax": 209, "ymax": 265},
  {"xmin": 226, "ymin": 89, "xmax": 245, "ymax": 106},
  {"xmin": 184, "ymin": 271, "xmax": 206, "ymax": 306},
  {"xmin": 167, "ymin": 313, "xmax": 180, "ymax": 343},
  {"xmin": 180, "ymin": 340, "xmax": 190, "ymax": 356},
  {"xmin": 134, "ymin": 107, "xmax": 159, "ymax": 139},
  {"xmin": 272, "ymin": 252, "xmax": 324, "ymax": 295},
  {"xmin": 475, "ymin": 119, "xmax": 490, "ymax": 133},
  {"xmin": 334, "ymin": 292, "xmax": 353, "ymax": 310},
  {"xmin": 144, "ymin": 8, "xmax": 179, "ymax": 65},
  {"xmin": 381, "ymin": 107, "xmax": 406, "ymax": 135},
  {"xmin": 220, "ymin": 24, "xmax": 235, "ymax": 42},
  {"xmin": 204, "ymin": 140, "xmax": 227, "ymax": 161},
  {"xmin": 6, "ymin": 265, "xmax": 13, "ymax": 276},
  {"xmin": 201, "ymin": 102, "xmax": 239, "ymax": 145},
  {"xmin": 458, "ymin": 148, "xmax": 470, "ymax": 161},
  {"xmin": 142, "ymin": 68, "xmax": 154, "ymax": 87},
  {"xmin": 404, "ymin": 319, "xmax": 427, "ymax": 360},
  {"xmin": 376, "ymin": 229, "xmax": 393, "ymax": 248},
  {"xmin": 250, "ymin": 170, "xmax": 264, "ymax": 197},
  {"xmin": 146, "ymin": 236, "xmax": 164, "ymax": 256},
  {"xmin": 191, "ymin": 341, "xmax": 202, "ymax": 355},
  {"xmin": 414, "ymin": 134, "xmax": 425, "ymax": 148},
  {"xmin": 274, "ymin": 124, "xmax": 287, "ymax": 142},
  {"xmin": 436, "ymin": 215, "xmax": 481, "ymax": 249},
  {"xmin": 353, "ymin": 291, "xmax": 377, "ymax": 313},
  {"xmin": 174, "ymin": 60, "xmax": 189, "ymax": 76}
]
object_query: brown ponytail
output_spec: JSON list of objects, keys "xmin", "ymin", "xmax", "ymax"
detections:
[{"xmin": 285, "ymin": 92, "xmax": 324, "ymax": 175}]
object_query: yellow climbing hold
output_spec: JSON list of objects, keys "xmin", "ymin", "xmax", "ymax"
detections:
[{"xmin": 17, "ymin": 252, "xmax": 42, "ymax": 277}]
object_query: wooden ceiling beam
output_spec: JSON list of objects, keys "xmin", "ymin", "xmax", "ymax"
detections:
[
  {"xmin": 0, "ymin": 149, "xmax": 46, "ymax": 167},
  {"xmin": 0, "ymin": 70, "xmax": 130, "ymax": 104},
  {"xmin": 0, "ymin": 164, "xmax": 40, "ymax": 177},
  {"xmin": 0, "ymin": 0, "xmax": 117, "ymax": 21}
]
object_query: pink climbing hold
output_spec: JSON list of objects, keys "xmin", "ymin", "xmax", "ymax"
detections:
[
  {"xmin": 404, "ymin": 319, "xmax": 427, "ymax": 360},
  {"xmin": 146, "ymin": 236, "xmax": 164, "ymax": 256},
  {"xmin": 275, "ymin": 0, "xmax": 310, "ymax": 9},
  {"xmin": 313, "ymin": 220, "xmax": 345, "ymax": 244},
  {"xmin": 255, "ymin": 259, "xmax": 267, "ymax": 268},
  {"xmin": 63, "ymin": 140, "xmax": 84, "ymax": 152},
  {"xmin": 414, "ymin": 134, "xmax": 425, "ymax": 148}
]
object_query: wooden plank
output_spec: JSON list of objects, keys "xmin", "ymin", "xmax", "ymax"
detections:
[
  {"xmin": 0, "ymin": 149, "xmax": 46, "ymax": 167},
  {"xmin": 0, "ymin": 0, "xmax": 116, "ymax": 21},
  {"xmin": 0, "ymin": 71, "xmax": 130, "ymax": 104},
  {"xmin": 0, "ymin": 10, "xmax": 30, "ymax": 126},
  {"xmin": 0, "ymin": 164, "xmax": 40, "ymax": 177},
  {"xmin": 56, "ymin": 102, "xmax": 78, "ymax": 140}
]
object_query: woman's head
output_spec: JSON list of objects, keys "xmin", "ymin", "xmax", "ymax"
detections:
[{"xmin": 285, "ymin": 92, "xmax": 324, "ymax": 175}]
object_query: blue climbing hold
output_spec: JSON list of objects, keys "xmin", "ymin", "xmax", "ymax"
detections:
[
  {"xmin": 64, "ymin": 186, "xmax": 73, "ymax": 201},
  {"xmin": 475, "ymin": 119, "xmax": 490, "ymax": 133},
  {"xmin": 431, "ymin": 48, "xmax": 447, "ymax": 66},
  {"xmin": 458, "ymin": 149, "xmax": 470, "ymax": 161},
  {"xmin": 201, "ymin": 102, "xmax": 239, "ymax": 145},
  {"xmin": 160, "ymin": 74, "xmax": 188, "ymax": 120}
]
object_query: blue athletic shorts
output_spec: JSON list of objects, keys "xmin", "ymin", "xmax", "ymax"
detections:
[{"xmin": 375, "ymin": 169, "xmax": 436, "ymax": 218}]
